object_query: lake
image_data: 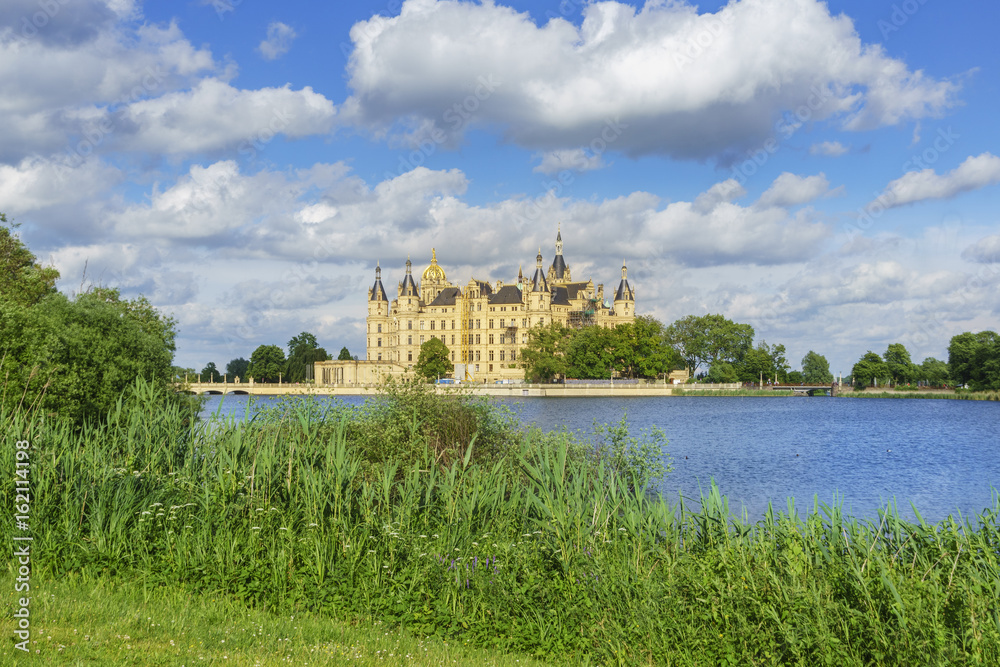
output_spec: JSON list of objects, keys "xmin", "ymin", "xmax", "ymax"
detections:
[{"xmin": 199, "ymin": 394, "xmax": 1000, "ymax": 524}]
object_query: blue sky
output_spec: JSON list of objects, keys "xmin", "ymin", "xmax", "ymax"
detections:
[{"xmin": 2, "ymin": 0, "xmax": 999, "ymax": 376}]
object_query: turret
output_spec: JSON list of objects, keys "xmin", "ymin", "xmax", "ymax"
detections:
[
  {"xmin": 613, "ymin": 261, "xmax": 634, "ymax": 318},
  {"xmin": 548, "ymin": 224, "xmax": 570, "ymax": 283}
]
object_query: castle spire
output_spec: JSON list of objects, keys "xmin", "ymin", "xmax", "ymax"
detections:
[{"xmin": 370, "ymin": 261, "xmax": 387, "ymax": 302}]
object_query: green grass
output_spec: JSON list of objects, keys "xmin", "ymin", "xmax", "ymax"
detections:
[
  {"xmin": 844, "ymin": 390, "xmax": 1000, "ymax": 400},
  {"xmin": 3, "ymin": 378, "xmax": 1000, "ymax": 665},
  {"xmin": 673, "ymin": 388, "xmax": 798, "ymax": 396},
  {"xmin": 0, "ymin": 572, "xmax": 547, "ymax": 666}
]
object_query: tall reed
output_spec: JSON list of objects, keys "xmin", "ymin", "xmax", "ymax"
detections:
[{"xmin": 2, "ymin": 377, "xmax": 998, "ymax": 664}]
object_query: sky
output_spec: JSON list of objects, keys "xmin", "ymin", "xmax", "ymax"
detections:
[{"xmin": 2, "ymin": 0, "xmax": 999, "ymax": 377}]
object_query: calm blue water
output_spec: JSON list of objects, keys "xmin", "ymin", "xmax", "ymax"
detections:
[{"xmin": 199, "ymin": 394, "xmax": 1000, "ymax": 524}]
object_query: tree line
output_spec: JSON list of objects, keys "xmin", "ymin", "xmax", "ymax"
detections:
[{"xmin": 184, "ymin": 335, "xmax": 354, "ymax": 384}]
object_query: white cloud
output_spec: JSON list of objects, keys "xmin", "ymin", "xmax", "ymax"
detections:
[
  {"xmin": 533, "ymin": 148, "xmax": 606, "ymax": 174},
  {"xmin": 115, "ymin": 78, "xmax": 337, "ymax": 155},
  {"xmin": 258, "ymin": 21, "xmax": 297, "ymax": 61},
  {"xmin": 810, "ymin": 141, "xmax": 848, "ymax": 157},
  {"xmin": 340, "ymin": 0, "xmax": 960, "ymax": 161},
  {"xmin": 0, "ymin": 157, "xmax": 120, "ymax": 216},
  {"xmin": 962, "ymin": 235, "xmax": 1000, "ymax": 264},
  {"xmin": 878, "ymin": 153, "xmax": 1000, "ymax": 208},
  {"xmin": 756, "ymin": 173, "xmax": 830, "ymax": 209}
]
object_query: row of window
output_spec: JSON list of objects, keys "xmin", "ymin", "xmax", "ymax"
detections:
[
  {"xmin": 372, "ymin": 331, "xmax": 531, "ymax": 349},
  {"xmin": 372, "ymin": 317, "xmax": 540, "ymax": 333}
]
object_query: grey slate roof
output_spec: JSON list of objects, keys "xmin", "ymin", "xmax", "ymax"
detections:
[
  {"xmin": 551, "ymin": 286, "xmax": 571, "ymax": 306},
  {"xmin": 489, "ymin": 285, "xmax": 523, "ymax": 305},
  {"xmin": 550, "ymin": 253, "xmax": 567, "ymax": 279},
  {"xmin": 428, "ymin": 287, "xmax": 462, "ymax": 306},
  {"xmin": 615, "ymin": 278, "xmax": 634, "ymax": 301},
  {"xmin": 370, "ymin": 278, "xmax": 387, "ymax": 302}
]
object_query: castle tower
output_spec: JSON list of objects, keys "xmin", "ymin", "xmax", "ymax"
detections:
[
  {"xmin": 420, "ymin": 248, "xmax": 448, "ymax": 303},
  {"xmin": 367, "ymin": 263, "xmax": 390, "ymax": 361},
  {"xmin": 613, "ymin": 261, "xmax": 634, "ymax": 318},
  {"xmin": 529, "ymin": 247, "xmax": 551, "ymax": 323},
  {"xmin": 547, "ymin": 224, "xmax": 571, "ymax": 283}
]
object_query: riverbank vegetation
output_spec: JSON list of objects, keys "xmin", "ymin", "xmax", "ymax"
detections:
[{"xmin": 4, "ymin": 379, "xmax": 999, "ymax": 665}]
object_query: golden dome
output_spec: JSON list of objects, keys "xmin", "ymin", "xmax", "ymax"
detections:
[{"xmin": 421, "ymin": 248, "xmax": 446, "ymax": 282}]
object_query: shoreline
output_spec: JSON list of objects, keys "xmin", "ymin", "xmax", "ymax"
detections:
[{"xmin": 180, "ymin": 382, "xmax": 983, "ymax": 399}]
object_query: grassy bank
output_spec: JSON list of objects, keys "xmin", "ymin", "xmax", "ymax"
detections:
[
  {"xmin": 3, "ymin": 379, "xmax": 999, "ymax": 665},
  {"xmin": 673, "ymin": 387, "xmax": 798, "ymax": 396},
  {"xmin": 0, "ymin": 572, "xmax": 547, "ymax": 665},
  {"xmin": 845, "ymin": 390, "xmax": 1000, "ymax": 400}
]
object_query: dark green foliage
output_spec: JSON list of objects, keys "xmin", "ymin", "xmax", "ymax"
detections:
[
  {"xmin": 0, "ymin": 215, "xmax": 59, "ymax": 308},
  {"xmin": 852, "ymin": 351, "xmax": 890, "ymax": 389},
  {"xmin": 919, "ymin": 357, "xmax": 950, "ymax": 387},
  {"xmin": 338, "ymin": 346, "xmax": 353, "ymax": 361},
  {"xmin": 737, "ymin": 340, "xmax": 789, "ymax": 383},
  {"xmin": 247, "ymin": 344, "xmax": 286, "ymax": 382},
  {"xmin": 611, "ymin": 315, "xmax": 682, "ymax": 379},
  {"xmin": 802, "ymin": 350, "xmax": 834, "ymax": 384},
  {"xmin": 948, "ymin": 331, "xmax": 1000, "ymax": 390},
  {"xmin": 666, "ymin": 313, "xmax": 755, "ymax": 376},
  {"xmin": 565, "ymin": 324, "xmax": 615, "ymax": 379},
  {"xmin": 706, "ymin": 360, "xmax": 739, "ymax": 383},
  {"xmin": 787, "ymin": 370, "xmax": 805, "ymax": 384},
  {"xmin": 519, "ymin": 321, "xmax": 570, "ymax": 383},
  {"xmin": 200, "ymin": 361, "xmax": 221, "ymax": 382},
  {"xmin": 0, "ymin": 286, "xmax": 177, "ymax": 426},
  {"xmin": 284, "ymin": 331, "xmax": 330, "ymax": 382},
  {"xmin": 225, "ymin": 357, "xmax": 249, "ymax": 381},
  {"xmin": 414, "ymin": 337, "xmax": 454, "ymax": 382},
  {"xmin": 884, "ymin": 342, "xmax": 917, "ymax": 385}
]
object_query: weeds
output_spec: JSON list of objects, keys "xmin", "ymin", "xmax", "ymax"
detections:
[{"xmin": 2, "ymin": 378, "xmax": 998, "ymax": 665}]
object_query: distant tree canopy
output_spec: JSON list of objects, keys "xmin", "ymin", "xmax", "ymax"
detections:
[
  {"xmin": 883, "ymin": 343, "xmax": 917, "ymax": 385},
  {"xmin": 414, "ymin": 337, "xmax": 454, "ymax": 382},
  {"xmin": 520, "ymin": 316, "xmax": 683, "ymax": 383},
  {"xmin": 1, "ymin": 219, "xmax": 178, "ymax": 425},
  {"xmin": 338, "ymin": 346, "xmax": 353, "ymax": 361},
  {"xmin": 200, "ymin": 361, "xmax": 221, "ymax": 382},
  {"xmin": 247, "ymin": 345, "xmax": 286, "ymax": 383},
  {"xmin": 801, "ymin": 351, "xmax": 834, "ymax": 384},
  {"xmin": 851, "ymin": 351, "xmax": 890, "ymax": 389},
  {"xmin": 285, "ymin": 331, "xmax": 329, "ymax": 382},
  {"xmin": 919, "ymin": 357, "xmax": 950, "ymax": 387},
  {"xmin": 948, "ymin": 331, "xmax": 1000, "ymax": 391},
  {"xmin": 226, "ymin": 357, "xmax": 249, "ymax": 381},
  {"xmin": 666, "ymin": 314, "xmax": 754, "ymax": 376}
]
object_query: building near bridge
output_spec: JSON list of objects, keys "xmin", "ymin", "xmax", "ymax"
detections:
[{"xmin": 315, "ymin": 229, "xmax": 636, "ymax": 384}]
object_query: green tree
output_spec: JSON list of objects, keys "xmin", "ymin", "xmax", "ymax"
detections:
[
  {"xmin": 851, "ymin": 351, "xmax": 890, "ymax": 389},
  {"xmin": 565, "ymin": 325, "xmax": 615, "ymax": 379},
  {"xmin": 787, "ymin": 370, "xmax": 804, "ymax": 384},
  {"xmin": 338, "ymin": 346, "xmax": 353, "ymax": 361},
  {"xmin": 247, "ymin": 345, "xmax": 286, "ymax": 383},
  {"xmin": 948, "ymin": 331, "xmax": 1000, "ymax": 390},
  {"xmin": 666, "ymin": 314, "xmax": 754, "ymax": 375},
  {"xmin": 1, "ymin": 215, "xmax": 59, "ymax": 308},
  {"xmin": 1, "ymin": 286, "xmax": 177, "ymax": 425},
  {"xmin": 919, "ymin": 357, "xmax": 950, "ymax": 387},
  {"xmin": 611, "ymin": 316, "xmax": 683, "ymax": 379},
  {"xmin": 226, "ymin": 357, "xmax": 249, "ymax": 380},
  {"xmin": 737, "ymin": 340, "xmax": 789, "ymax": 384},
  {"xmin": 414, "ymin": 337, "xmax": 454, "ymax": 382},
  {"xmin": 883, "ymin": 343, "xmax": 916, "ymax": 385},
  {"xmin": 284, "ymin": 331, "xmax": 329, "ymax": 382},
  {"xmin": 200, "ymin": 362, "xmax": 221, "ymax": 382},
  {"xmin": 707, "ymin": 361, "xmax": 740, "ymax": 383},
  {"xmin": 520, "ymin": 322, "xmax": 570, "ymax": 383},
  {"xmin": 801, "ymin": 351, "xmax": 834, "ymax": 384}
]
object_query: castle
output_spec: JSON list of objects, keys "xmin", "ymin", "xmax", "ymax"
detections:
[{"xmin": 316, "ymin": 229, "xmax": 635, "ymax": 384}]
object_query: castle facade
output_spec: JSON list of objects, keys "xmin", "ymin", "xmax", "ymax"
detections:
[{"xmin": 319, "ymin": 230, "xmax": 636, "ymax": 384}]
